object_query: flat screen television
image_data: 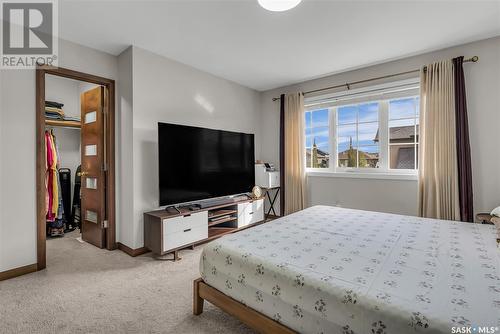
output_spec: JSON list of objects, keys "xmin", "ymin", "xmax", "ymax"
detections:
[{"xmin": 158, "ymin": 122, "xmax": 255, "ymax": 207}]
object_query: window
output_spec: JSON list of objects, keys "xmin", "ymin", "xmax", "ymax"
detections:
[
  {"xmin": 304, "ymin": 80, "xmax": 420, "ymax": 176},
  {"xmin": 305, "ymin": 108, "xmax": 330, "ymax": 168},
  {"xmin": 388, "ymin": 97, "xmax": 419, "ymax": 170},
  {"xmin": 337, "ymin": 102, "xmax": 379, "ymax": 168}
]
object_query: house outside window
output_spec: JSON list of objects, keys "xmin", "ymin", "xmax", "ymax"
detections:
[
  {"xmin": 337, "ymin": 102, "xmax": 379, "ymax": 169},
  {"xmin": 387, "ymin": 97, "xmax": 419, "ymax": 169},
  {"xmin": 305, "ymin": 109, "xmax": 329, "ymax": 168},
  {"xmin": 304, "ymin": 79, "xmax": 420, "ymax": 177}
]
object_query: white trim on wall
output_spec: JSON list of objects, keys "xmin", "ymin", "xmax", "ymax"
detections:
[{"xmin": 306, "ymin": 170, "xmax": 418, "ymax": 181}]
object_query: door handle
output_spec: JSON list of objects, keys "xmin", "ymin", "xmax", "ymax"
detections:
[
  {"xmin": 183, "ymin": 228, "xmax": 191, "ymax": 233},
  {"xmin": 78, "ymin": 171, "xmax": 89, "ymax": 177}
]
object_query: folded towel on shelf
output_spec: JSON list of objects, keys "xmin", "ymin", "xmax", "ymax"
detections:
[
  {"xmin": 61, "ymin": 116, "xmax": 81, "ymax": 122},
  {"xmin": 44, "ymin": 102, "xmax": 81, "ymax": 123},
  {"xmin": 45, "ymin": 113, "xmax": 81, "ymax": 123},
  {"xmin": 45, "ymin": 107, "xmax": 65, "ymax": 115},
  {"xmin": 45, "ymin": 101, "xmax": 64, "ymax": 109},
  {"xmin": 45, "ymin": 113, "xmax": 64, "ymax": 120}
]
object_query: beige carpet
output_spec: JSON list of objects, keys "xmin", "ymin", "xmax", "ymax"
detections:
[{"xmin": 0, "ymin": 232, "xmax": 254, "ymax": 334}]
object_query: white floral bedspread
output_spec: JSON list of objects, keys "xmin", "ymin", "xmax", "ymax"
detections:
[{"xmin": 199, "ymin": 206, "xmax": 500, "ymax": 334}]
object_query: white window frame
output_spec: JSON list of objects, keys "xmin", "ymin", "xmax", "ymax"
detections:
[{"xmin": 304, "ymin": 78, "xmax": 420, "ymax": 180}]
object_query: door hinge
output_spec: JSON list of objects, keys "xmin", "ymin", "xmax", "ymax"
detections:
[{"xmin": 102, "ymin": 220, "xmax": 109, "ymax": 228}]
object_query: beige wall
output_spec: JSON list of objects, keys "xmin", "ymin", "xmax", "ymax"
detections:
[
  {"xmin": 308, "ymin": 177, "xmax": 418, "ymax": 215},
  {"xmin": 129, "ymin": 46, "xmax": 262, "ymax": 249},
  {"xmin": 260, "ymin": 37, "xmax": 500, "ymax": 217},
  {"xmin": 116, "ymin": 46, "xmax": 135, "ymax": 248}
]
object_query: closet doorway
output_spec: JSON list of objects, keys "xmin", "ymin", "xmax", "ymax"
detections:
[{"xmin": 36, "ymin": 66, "xmax": 116, "ymax": 271}]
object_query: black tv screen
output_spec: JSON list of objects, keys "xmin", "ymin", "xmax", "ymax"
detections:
[{"xmin": 158, "ymin": 122, "xmax": 255, "ymax": 206}]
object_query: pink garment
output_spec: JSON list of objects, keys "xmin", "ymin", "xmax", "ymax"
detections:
[
  {"xmin": 45, "ymin": 132, "xmax": 49, "ymax": 214},
  {"xmin": 45, "ymin": 131, "xmax": 55, "ymax": 222}
]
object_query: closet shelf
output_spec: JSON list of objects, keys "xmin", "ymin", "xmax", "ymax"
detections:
[{"xmin": 45, "ymin": 119, "xmax": 81, "ymax": 128}]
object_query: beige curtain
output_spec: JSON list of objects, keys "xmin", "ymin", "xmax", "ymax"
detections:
[
  {"xmin": 284, "ymin": 93, "xmax": 306, "ymax": 215},
  {"xmin": 418, "ymin": 60, "xmax": 460, "ymax": 220}
]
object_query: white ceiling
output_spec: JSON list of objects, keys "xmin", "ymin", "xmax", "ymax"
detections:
[{"xmin": 59, "ymin": 0, "xmax": 500, "ymax": 91}]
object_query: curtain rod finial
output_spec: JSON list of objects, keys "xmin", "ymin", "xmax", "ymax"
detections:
[{"xmin": 471, "ymin": 56, "xmax": 479, "ymax": 62}]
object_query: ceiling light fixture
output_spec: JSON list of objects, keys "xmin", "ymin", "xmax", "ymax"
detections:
[{"xmin": 258, "ymin": 0, "xmax": 302, "ymax": 12}]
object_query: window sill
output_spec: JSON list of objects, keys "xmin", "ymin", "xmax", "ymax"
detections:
[{"xmin": 306, "ymin": 170, "xmax": 418, "ymax": 181}]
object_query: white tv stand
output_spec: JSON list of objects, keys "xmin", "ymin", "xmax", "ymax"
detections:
[{"xmin": 144, "ymin": 197, "xmax": 265, "ymax": 260}]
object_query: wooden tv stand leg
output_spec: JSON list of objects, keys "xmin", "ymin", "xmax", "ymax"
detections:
[
  {"xmin": 155, "ymin": 250, "xmax": 182, "ymax": 261},
  {"xmin": 193, "ymin": 278, "xmax": 205, "ymax": 315}
]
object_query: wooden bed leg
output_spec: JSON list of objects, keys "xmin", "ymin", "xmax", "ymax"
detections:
[{"xmin": 193, "ymin": 278, "xmax": 204, "ymax": 315}]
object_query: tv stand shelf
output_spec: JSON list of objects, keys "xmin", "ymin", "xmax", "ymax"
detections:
[
  {"xmin": 209, "ymin": 209, "xmax": 237, "ymax": 219},
  {"xmin": 208, "ymin": 217, "xmax": 237, "ymax": 227},
  {"xmin": 144, "ymin": 197, "xmax": 265, "ymax": 260},
  {"xmin": 208, "ymin": 227, "xmax": 235, "ymax": 239}
]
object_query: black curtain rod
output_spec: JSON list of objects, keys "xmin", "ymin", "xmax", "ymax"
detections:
[{"xmin": 272, "ymin": 56, "xmax": 478, "ymax": 101}]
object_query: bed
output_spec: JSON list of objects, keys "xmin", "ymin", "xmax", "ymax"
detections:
[{"xmin": 194, "ymin": 205, "xmax": 500, "ymax": 334}]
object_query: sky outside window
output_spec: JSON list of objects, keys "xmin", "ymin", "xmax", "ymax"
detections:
[
  {"xmin": 305, "ymin": 109, "xmax": 329, "ymax": 153},
  {"xmin": 337, "ymin": 102, "xmax": 380, "ymax": 168}
]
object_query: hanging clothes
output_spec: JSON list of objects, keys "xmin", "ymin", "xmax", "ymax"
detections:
[
  {"xmin": 53, "ymin": 134, "xmax": 64, "ymax": 221},
  {"xmin": 45, "ymin": 130, "xmax": 63, "ymax": 223},
  {"xmin": 50, "ymin": 131, "xmax": 59, "ymax": 217},
  {"xmin": 45, "ymin": 131, "xmax": 55, "ymax": 221}
]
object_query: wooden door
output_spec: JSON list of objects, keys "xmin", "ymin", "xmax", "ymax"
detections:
[{"xmin": 80, "ymin": 86, "xmax": 107, "ymax": 248}]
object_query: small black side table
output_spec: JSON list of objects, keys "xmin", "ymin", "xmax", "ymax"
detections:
[{"xmin": 262, "ymin": 186, "xmax": 280, "ymax": 219}]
